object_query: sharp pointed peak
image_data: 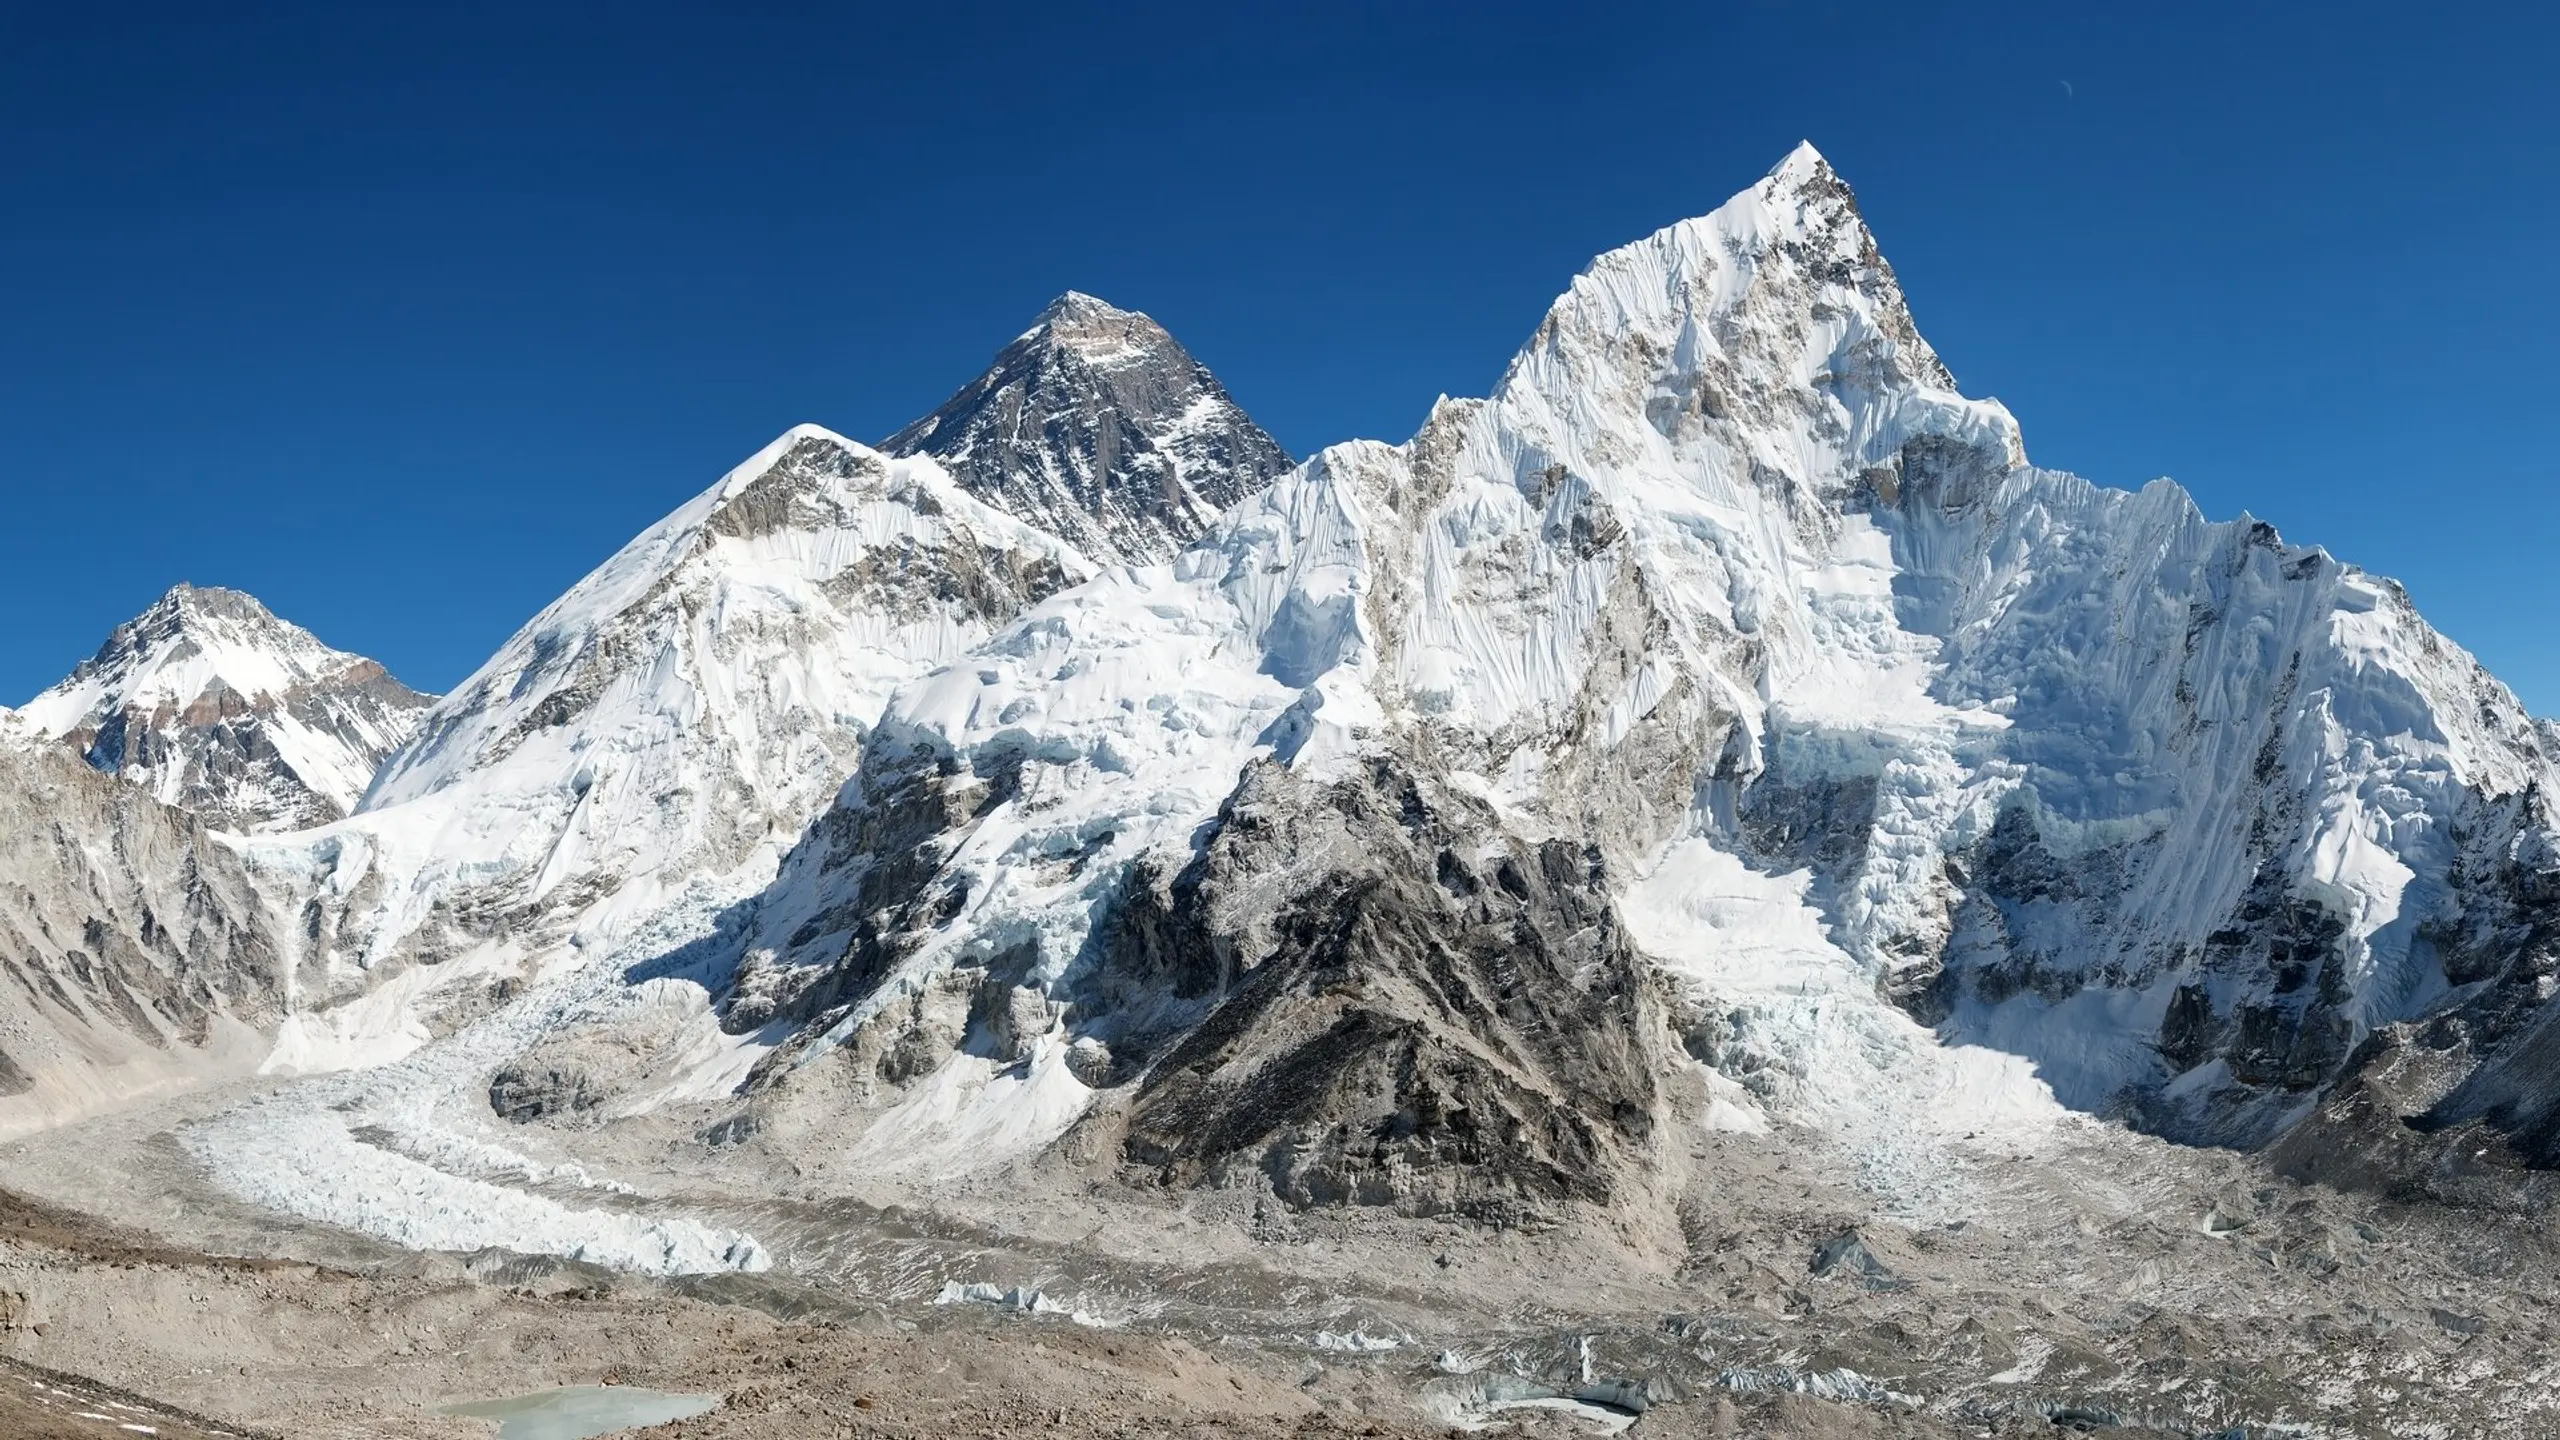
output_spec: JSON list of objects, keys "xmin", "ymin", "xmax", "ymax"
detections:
[
  {"xmin": 884, "ymin": 284, "xmax": 1293, "ymax": 563},
  {"xmin": 1767, "ymin": 139, "xmax": 1831, "ymax": 185},
  {"xmin": 1749, "ymin": 141, "xmax": 1864, "ymax": 224}
]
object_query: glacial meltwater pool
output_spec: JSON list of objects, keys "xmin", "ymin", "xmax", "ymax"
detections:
[{"xmin": 437, "ymin": 1384, "xmax": 722, "ymax": 1438}]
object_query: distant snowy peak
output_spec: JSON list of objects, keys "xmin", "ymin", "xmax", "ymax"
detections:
[
  {"xmin": 21, "ymin": 583, "xmax": 432, "ymax": 833},
  {"xmin": 885, "ymin": 291, "xmax": 1295, "ymax": 564}
]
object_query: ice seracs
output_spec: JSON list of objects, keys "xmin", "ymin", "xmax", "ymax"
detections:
[{"xmin": 22, "ymin": 582, "xmax": 434, "ymax": 833}]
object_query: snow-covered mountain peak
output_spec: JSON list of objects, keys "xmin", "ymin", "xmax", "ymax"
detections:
[
  {"xmin": 236, "ymin": 424, "xmax": 1100, "ymax": 1073},
  {"xmin": 362, "ymin": 424, "xmax": 1082, "ymax": 815},
  {"xmin": 885, "ymin": 294, "xmax": 1294, "ymax": 564},
  {"xmin": 1501, "ymin": 140, "xmax": 2000, "ymax": 478},
  {"xmin": 41, "ymin": 582, "xmax": 338, "ymax": 710},
  {"xmin": 1766, "ymin": 137, "xmax": 1829, "ymax": 186},
  {"xmin": 21, "ymin": 582, "xmax": 433, "ymax": 832},
  {"xmin": 152, "ymin": 579, "xmax": 266, "ymax": 619}
]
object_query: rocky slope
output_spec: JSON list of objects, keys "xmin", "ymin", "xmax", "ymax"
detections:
[
  {"xmin": 0, "ymin": 714, "xmax": 280, "ymax": 1138},
  {"xmin": 885, "ymin": 291, "xmax": 1295, "ymax": 564},
  {"xmin": 21, "ymin": 583, "xmax": 433, "ymax": 833}
]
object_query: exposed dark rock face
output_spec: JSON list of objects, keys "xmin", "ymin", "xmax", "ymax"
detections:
[
  {"xmin": 726, "ymin": 748, "xmax": 1671, "ymax": 1226},
  {"xmin": 886, "ymin": 292, "xmax": 1294, "ymax": 564},
  {"xmin": 1106, "ymin": 759, "xmax": 1670, "ymax": 1223},
  {"xmin": 717, "ymin": 724, "xmax": 1017, "ymax": 1043},
  {"xmin": 488, "ymin": 1064, "xmax": 601, "ymax": 1124},
  {"xmin": 25, "ymin": 583, "xmax": 433, "ymax": 833},
  {"xmin": 2254, "ymin": 786, "xmax": 2560, "ymax": 1211}
]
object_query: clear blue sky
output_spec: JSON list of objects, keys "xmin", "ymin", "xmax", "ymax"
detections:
[{"xmin": 6, "ymin": 2, "xmax": 2556, "ymax": 709}]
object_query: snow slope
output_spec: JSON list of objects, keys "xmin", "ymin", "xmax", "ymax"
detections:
[
  {"xmin": 22, "ymin": 584, "xmax": 433, "ymax": 833},
  {"xmin": 1881, "ymin": 458, "xmax": 2558, "ymax": 1143},
  {"xmin": 237, "ymin": 426, "xmax": 1094, "ymax": 1073}
]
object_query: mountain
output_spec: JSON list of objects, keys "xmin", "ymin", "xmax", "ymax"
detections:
[
  {"xmin": 178, "ymin": 309, "xmax": 1295, "ymax": 1261},
  {"xmin": 0, "ymin": 711, "xmax": 280, "ymax": 1138},
  {"xmin": 885, "ymin": 291, "xmax": 1296, "ymax": 564},
  {"xmin": 16, "ymin": 144, "xmax": 2560, "ymax": 1440},
  {"xmin": 241, "ymin": 295, "xmax": 1295, "ymax": 1072},
  {"xmin": 679, "ymin": 142, "xmax": 2560, "ymax": 1222},
  {"xmin": 21, "ymin": 583, "xmax": 433, "ymax": 833},
  {"xmin": 44, "ymin": 145, "xmax": 2560, "ymax": 1297}
]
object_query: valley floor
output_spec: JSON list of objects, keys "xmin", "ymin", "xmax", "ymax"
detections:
[{"xmin": 1, "ymin": 1071, "xmax": 2558, "ymax": 1439}]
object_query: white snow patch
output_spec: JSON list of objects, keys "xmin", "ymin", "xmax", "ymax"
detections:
[{"xmin": 1624, "ymin": 838, "xmax": 2063, "ymax": 1217}]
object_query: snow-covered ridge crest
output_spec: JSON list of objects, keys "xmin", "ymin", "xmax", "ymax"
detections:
[
  {"xmin": 245, "ymin": 424, "xmax": 1095, "ymax": 1070},
  {"xmin": 363, "ymin": 423, "xmax": 1079, "ymax": 811},
  {"xmin": 21, "ymin": 581, "xmax": 433, "ymax": 833}
]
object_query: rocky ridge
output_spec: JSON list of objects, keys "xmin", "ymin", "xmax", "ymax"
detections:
[{"xmin": 0, "ymin": 714, "xmax": 280, "ymax": 1138}]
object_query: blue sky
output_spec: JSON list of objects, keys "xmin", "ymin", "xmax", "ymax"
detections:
[{"xmin": 5, "ymin": 2, "xmax": 2556, "ymax": 709}]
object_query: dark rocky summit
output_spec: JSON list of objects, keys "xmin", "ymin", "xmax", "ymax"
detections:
[{"xmin": 886, "ymin": 292, "xmax": 1295, "ymax": 564}]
